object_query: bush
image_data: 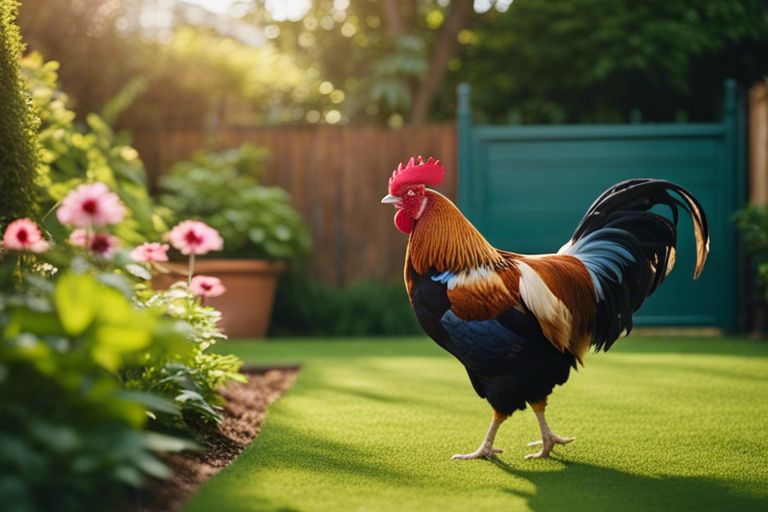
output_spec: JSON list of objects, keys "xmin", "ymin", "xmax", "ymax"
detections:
[
  {"xmin": 129, "ymin": 282, "xmax": 245, "ymax": 430},
  {"xmin": 271, "ymin": 271, "xmax": 422, "ymax": 337},
  {"xmin": 0, "ymin": 0, "xmax": 38, "ymax": 227},
  {"xmin": 1, "ymin": 180, "xmax": 245, "ymax": 510},
  {"xmin": 0, "ymin": 268, "xmax": 196, "ymax": 512},
  {"xmin": 735, "ymin": 204, "xmax": 768, "ymax": 285},
  {"xmin": 158, "ymin": 145, "xmax": 311, "ymax": 260},
  {"xmin": 21, "ymin": 52, "xmax": 166, "ymax": 245}
]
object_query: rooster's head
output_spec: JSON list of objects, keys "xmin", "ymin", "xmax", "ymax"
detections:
[{"xmin": 381, "ymin": 156, "xmax": 445, "ymax": 234}]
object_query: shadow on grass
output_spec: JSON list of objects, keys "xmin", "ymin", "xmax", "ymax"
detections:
[
  {"xmin": 491, "ymin": 458, "xmax": 765, "ymax": 512},
  {"xmin": 186, "ymin": 421, "xmax": 419, "ymax": 511},
  {"xmin": 244, "ymin": 421, "xmax": 415, "ymax": 485}
]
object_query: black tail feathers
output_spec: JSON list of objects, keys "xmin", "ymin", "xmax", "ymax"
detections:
[{"xmin": 563, "ymin": 179, "xmax": 710, "ymax": 350}]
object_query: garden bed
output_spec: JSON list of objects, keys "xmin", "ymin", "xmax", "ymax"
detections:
[{"xmin": 133, "ymin": 366, "xmax": 298, "ymax": 512}]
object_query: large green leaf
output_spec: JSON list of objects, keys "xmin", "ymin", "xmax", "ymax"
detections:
[{"xmin": 54, "ymin": 273, "xmax": 99, "ymax": 336}]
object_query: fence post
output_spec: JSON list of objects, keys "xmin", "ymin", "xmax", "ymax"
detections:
[
  {"xmin": 457, "ymin": 83, "xmax": 472, "ymax": 209},
  {"xmin": 749, "ymin": 82, "xmax": 768, "ymax": 206}
]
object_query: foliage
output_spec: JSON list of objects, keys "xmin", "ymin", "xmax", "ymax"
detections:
[
  {"xmin": 440, "ymin": 0, "xmax": 768, "ymax": 124},
  {"xmin": 17, "ymin": 0, "xmax": 768, "ymax": 127},
  {"xmin": 252, "ymin": 0, "xmax": 440, "ymax": 124},
  {"xmin": 18, "ymin": 0, "xmax": 146, "ymax": 125},
  {"xmin": 735, "ymin": 204, "xmax": 768, "ymax": 285},
  {"xmin": 0, "ymin": 267, "xmax": 196, "ymax": 512},
  {"xmin": 128, "ymin": 282, "xmax": 245, "ymax": 428},
  {"xmin": 20, "ymin": 53, "xmax": 166, "ymax": 245},
  {"xmin": 0, "ymin": 0, "xmax": 39, "ymax": 227},
  {"xmin": 19, "ymin": 2, "xmax": 326, "ymax": 127},
  {"xmin": 145, "ymin": 26, "xmax": 327, "ymax": 126},
  {"xmin": 159, "ymin": 145, "xmax": 311, "ymax": 260},
  {"xmin": 1, "ymin": 175, "xmax": 244, "ymax": 509},
  {"xmin": 271, "ymin": 272, "xmax": 421, "ymax": 337}
]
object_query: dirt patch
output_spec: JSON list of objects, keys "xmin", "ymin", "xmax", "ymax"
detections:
[{"xmin": 130, "ymin": 367, "xmax": 298, "ymax": 512}]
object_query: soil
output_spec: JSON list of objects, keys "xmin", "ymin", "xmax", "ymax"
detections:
[{"xmin": 129, "ymin": 366, "xmax": 298, "ymax": 512}]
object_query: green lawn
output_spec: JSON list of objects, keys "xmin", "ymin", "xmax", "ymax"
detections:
[{"xmin": 184, "ymin": 337, "xmax": 768, "ymax": 512}]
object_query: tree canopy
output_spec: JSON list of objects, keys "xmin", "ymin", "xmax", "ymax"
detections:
[{"xmin": 17, "ymin": 0, "xmax": 768, "ymax": 127}]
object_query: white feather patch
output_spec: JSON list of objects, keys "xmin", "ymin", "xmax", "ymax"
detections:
[
  {"xmin": 445, "ymin": 266, "xmax": 495, "ymax": 290},
  {"xmin": 517, "ymin": 261, "xmax": 573, "ymax": 350}
]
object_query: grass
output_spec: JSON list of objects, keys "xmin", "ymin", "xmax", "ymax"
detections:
[{"xmin": 183, "ymin": 337, "xmax": 768, "ymax": 512}]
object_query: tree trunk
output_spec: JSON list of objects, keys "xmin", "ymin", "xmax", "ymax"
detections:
[
  {"xmin": 409, "ymin": 0, "xmax": 473, "ymax": 124},
  {"xmin": 382, "ymin": 0, "xmax": 406, "ymax": 37}
]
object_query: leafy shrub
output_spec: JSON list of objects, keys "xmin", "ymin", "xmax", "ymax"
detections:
[
  {"xmin": 1, "ymin": 178, "xmax": 246, "ymax": 510},
  {"xmin": 0, "ymin": 0, "xmax": 39, "ymax": 227},
  {"xmin": 128, "ymin": 282, "xmax": 245, "ymax": 429},
  {"xmin": 0, "ymin": 268, "xmax": 196, "ymax": 512},
  {"xmin": 21, "ymin": 52, "xmax": 165, "ymax": 245},
  {"xmin": 734, "ymin": 204, "xmax": 768, "ymax": 284},
  {"xmin": 159, "ymin": 145, "xmax": 311, "ymax": 260},
  {"xmin": 271, "ymin": 271, "xmax": 421, "ymax": 337}
]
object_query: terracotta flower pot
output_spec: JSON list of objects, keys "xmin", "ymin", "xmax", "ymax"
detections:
[{"xmin": 154, "ymin": 259, "xmax": 284, "ymax": 339}]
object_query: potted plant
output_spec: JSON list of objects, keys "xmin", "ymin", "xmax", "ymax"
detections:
[{"xmin": 156, "ymin": 144, "xmax": 310, "ymax": 338}]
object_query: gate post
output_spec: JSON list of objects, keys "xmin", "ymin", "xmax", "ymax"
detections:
[{"xmin": 457, "ymin": 83, "xmax": 472, "ymax": 209}]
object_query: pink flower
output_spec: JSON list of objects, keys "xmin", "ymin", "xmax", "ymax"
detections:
[
  {"xmin": 167, "ymin": 220, "xmax": 223, "ymax": 256},
  {"xmin": 2, "ymin": 218, "xmax": 49, "ymax": 253},
  {"xmin": 69, "ymin": 229, "xmax": 120, "ymax": 258},
  {"xmin": 189, "ymin": 275, "xmax": 226, "ymax": 298},
  {"xmin": 56, "ymin": 182, "xmax": 126, "ymax": 228},
  {"xmin": 130, "ymin": 242, "xmax": 170, "ymax": 263}
]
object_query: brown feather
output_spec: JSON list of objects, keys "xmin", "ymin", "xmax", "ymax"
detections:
[
  {"xmin": 517, "ymin": 255, "xmax": 596, "ymax": 363},
  {"xmin": 408, "ymin": 191, "xmax": 503, "ymax": 275},
  {"xmin": 447, "ymin": 271, "xmax": 516, "ymax": 320}
]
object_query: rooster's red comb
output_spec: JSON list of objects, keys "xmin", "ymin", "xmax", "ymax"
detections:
[{"xmin": 388, "ymin": 156, "xmax": 445, "ymax": 195}]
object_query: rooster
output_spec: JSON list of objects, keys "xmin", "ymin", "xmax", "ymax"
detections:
[{"xmin": 382, "ymin": 156, "xmax": 709, "ymax": 460}]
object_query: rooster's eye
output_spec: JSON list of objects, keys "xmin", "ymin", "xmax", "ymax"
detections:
[{"xmin": 407, "ymin": 189, "xmax": 415, "ymax": 196}]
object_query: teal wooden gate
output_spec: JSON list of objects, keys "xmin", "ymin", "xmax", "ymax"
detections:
[{"xmin": 457, "ymin": 82, "xmax": 743, "ymax": 330}]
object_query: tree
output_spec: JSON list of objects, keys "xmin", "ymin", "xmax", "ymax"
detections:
[
  {"xmin": 0, "ymin": 0, "xmax": 39, "ymax": 227},
  {"xmin": 19, "ymin": 1, "xmax": 322, "ymax": 129},
  {"xmin": 409, "ymin": 0, "xmax": 473, "ymax": 123},
  {"xmin": 438, "ymin": 0, "xmax": 768, "ymax": 124},
  {"xmin": 249, "ymin": 0, "xmax": 478, "ymax": 125}
]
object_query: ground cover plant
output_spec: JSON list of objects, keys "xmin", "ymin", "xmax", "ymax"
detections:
[{"xmin": 185, "ymin": 337, "xmax": 768, "ymax": 512}]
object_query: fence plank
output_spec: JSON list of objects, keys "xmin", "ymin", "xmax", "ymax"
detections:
[
  {"xmin": 750, "ymin": 82, "xmax": 768, "ymax": 206},
  {"xmin": 133, "ymin": 123, "xmax": 457, "ymax": 285}
]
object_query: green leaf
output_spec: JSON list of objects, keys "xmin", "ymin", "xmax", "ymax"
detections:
[
  {"xmin": 95, "ymin": 325, "xmax": 152, "ymax": 352},
  {"xmin": 54, "ymin": 272, "xmax": 99, "ymax": 336},
  {"xmin": 118, "ymin": 390, "xmax": 181, "ymax": 416},
  {"xmin": 143, "ymin": 432, "xmax": 200, "ymax": 453}
]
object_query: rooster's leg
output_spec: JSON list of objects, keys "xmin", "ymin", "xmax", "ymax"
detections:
[
  {"xmin": 451, "ymin": 410, "xmax": 508, "ymax": 460},
  {"xmin": 525, "ymin": 400, "xmax": 574, "ymax": 460}
]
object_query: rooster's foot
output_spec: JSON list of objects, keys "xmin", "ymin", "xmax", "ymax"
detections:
[
  {"xmin": 524, "ymin": 434, "xmax": 574, "ymax": 460},
  {"xmin": 451, "ymin": 446, "xmax": 503, "ymax": 460}
]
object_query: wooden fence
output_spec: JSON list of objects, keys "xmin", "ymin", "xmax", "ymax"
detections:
[
  {"xmin": 750, "ymin": 82, "xmax": 768, "ymax": 206},
  {"xmin": 133, "ymin": 123, "xmax": 457, "ymax": 285}
]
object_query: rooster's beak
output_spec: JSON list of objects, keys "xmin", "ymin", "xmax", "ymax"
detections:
[{"xmin": 381, "ymin": 194, "xmax": 401, "ymax": 204}]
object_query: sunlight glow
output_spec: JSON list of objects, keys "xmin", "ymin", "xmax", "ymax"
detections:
[{"xmin": 183, "ymin": 0, "xmax": 313, "ymax": 20}]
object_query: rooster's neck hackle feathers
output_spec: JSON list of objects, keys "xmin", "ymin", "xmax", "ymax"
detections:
[{"xmin": 408, "ymin": 191, "xmax": 503, "ymax": 275}]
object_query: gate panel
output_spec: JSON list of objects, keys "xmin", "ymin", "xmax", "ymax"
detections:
[{"xmin": 457, "ymin": 84, "xmax": 741, "ymax": 329}]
